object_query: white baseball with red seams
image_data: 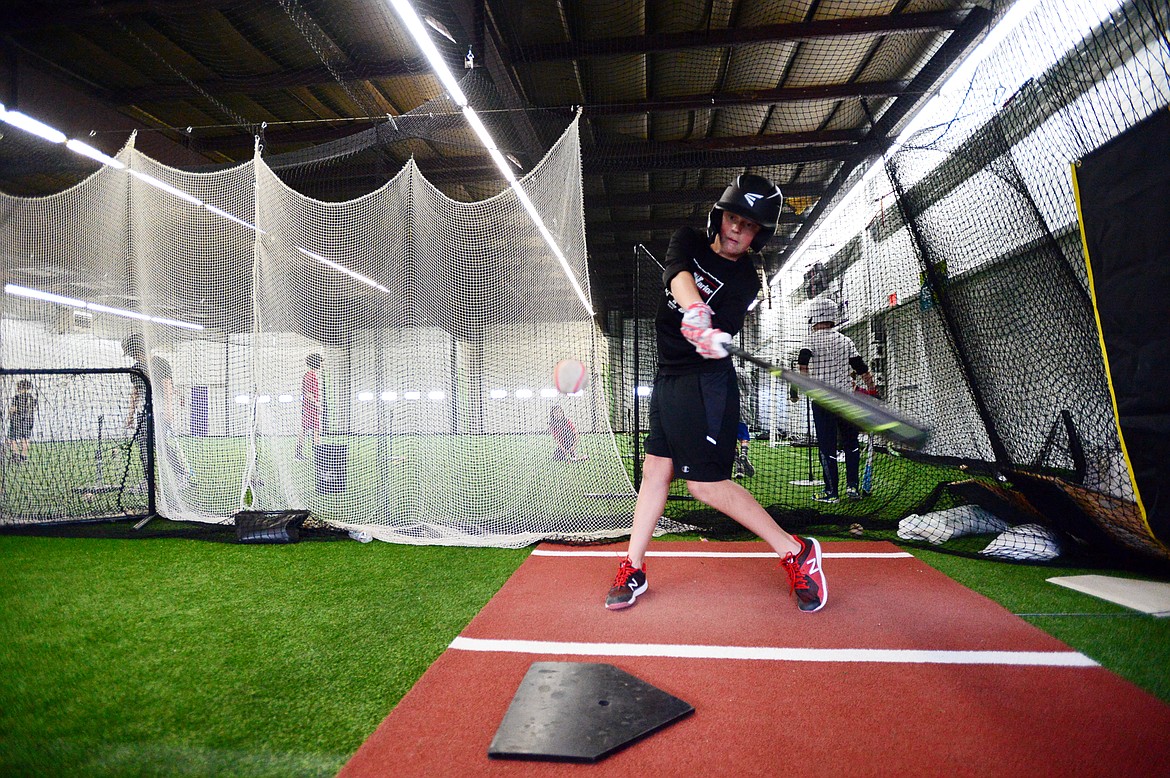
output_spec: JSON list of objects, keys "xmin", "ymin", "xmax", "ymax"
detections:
[{"xmin": 553, "ymin": 359, "xmax": 588, "ymax": 394}]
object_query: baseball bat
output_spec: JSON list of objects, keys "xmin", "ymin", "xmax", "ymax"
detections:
[
  {"xmin": 862, "ymin": 432, "xmax": 874, "ymax": 493},
  {"xmin": 726, "ymin": 344, "xmax": 930, "ymax": 450}
]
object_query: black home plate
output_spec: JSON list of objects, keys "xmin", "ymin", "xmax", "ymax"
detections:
[{"xmin": 488, "ymin": 661, "xmax": 693, "ymax": 762}]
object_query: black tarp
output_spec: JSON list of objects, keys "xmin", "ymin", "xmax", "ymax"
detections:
[{"xmin": 1074, "ymin": 107, "xmax": 1170, "ymax": 545}]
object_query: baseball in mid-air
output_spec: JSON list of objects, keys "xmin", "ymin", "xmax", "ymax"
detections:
[{"xmin": 553, "ymin": 359, "xmax": 588, "ymax": 394}]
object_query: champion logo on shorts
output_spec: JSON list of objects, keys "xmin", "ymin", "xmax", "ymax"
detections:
[
  {"xmin": 706, "ymin": 436, "xmax": 717, "ymax": 445},
  {"xmin": 681, "ymin": 465, "xmax": 691, "ymax": 473}
]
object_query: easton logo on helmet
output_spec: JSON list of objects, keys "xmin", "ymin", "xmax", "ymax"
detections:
[{"xmin": 707, "ymin": 173, "xmax": 784, "ymax": 252}]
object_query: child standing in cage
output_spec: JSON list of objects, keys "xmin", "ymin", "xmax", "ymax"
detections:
[
  {"xmin": 604, "ymin": 174, "xmax": 828, "ymax": 614},
  {"xmin": 123, "ymin": 335, "xmax": 192, "ymax": 490},
  {"xmin": 296, "ymin": 353, "xmax": 324, "ymax": 461},
  {"xmin": 796, "ymin": 299, "xmax": 877, "ymax": 503},
  {"xmin": 7, "ymin": 379, "xmax": 37, "ymax": 462},
  {"xmin": 549, "ymin": 405, "xmax": 587, "ymax": 461}
]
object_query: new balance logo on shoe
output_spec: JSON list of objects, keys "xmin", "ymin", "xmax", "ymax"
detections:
[
  {"xmin": 605, "ymin": 558, "xmax": 648, "ymax": 610},
  {"xmin": 782, "ymin": 536, "xmax": 827, "ymax": 613}
]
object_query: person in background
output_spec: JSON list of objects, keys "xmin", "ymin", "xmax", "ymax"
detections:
[
  {"xmin": 296, "ymin": 352, "xmax": 324, "ymax": 461},
  {"xmin": 7, "ymin": 379, "xmax": 37, "ymax": 462},
  {"xmin": 549, "ymin": 405, "xmax": 587, "ymax": 461},
  {"xmin": 733, "ymin": 420, "xmax": 755, "ymax": 478},
  {"xmin": 123, "ymin": 334, "xmax": 191, "ymax": 490},
  {"xmin": 796, "ymin": 299, "xmax": 877, "ymax": 503}
]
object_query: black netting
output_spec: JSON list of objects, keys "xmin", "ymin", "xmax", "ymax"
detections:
[{"xmin": 610, "ymin": 0, "xmax": 1170, "ymax": 568}]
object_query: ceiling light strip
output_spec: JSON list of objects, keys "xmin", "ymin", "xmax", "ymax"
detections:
[
  {"xmin": 388, "ymin": 0, "xmax": 595, "ymax": 316},
  {"xmin": 0, "ymin": 104, "xmax": 389, "ymax": 299},
  {"xmin": 5, "ymin": 283, "xmax": 205, "ymax": 331},
  {"xmin": 781, "ymin": 0, "xmax": 1052, "ymax": 277}
]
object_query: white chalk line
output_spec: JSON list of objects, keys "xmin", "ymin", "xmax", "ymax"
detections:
[
  {"xmin": 532, "ymin": 549, "xmax": 913, "ymax": 559},
  {"xmin": 448, "ymin": 636, "xmax": 1097, "ymax": 667}
]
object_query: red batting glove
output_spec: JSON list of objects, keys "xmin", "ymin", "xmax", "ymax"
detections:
[{"xmin": 680, "ymin": 301, "xmax": 713, "ymax": 344}]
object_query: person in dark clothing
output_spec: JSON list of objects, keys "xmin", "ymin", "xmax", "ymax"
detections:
[
  {"xmin": 123, "ymin": 334, "xmax": 191, "ymax": 490},
  {"xmin": 7, "ymin": 379, "xmax": 37, "ymax": 462},
  {"xmin": 605, "ymin": 174, "xmax": 828, "ymax": 614}
]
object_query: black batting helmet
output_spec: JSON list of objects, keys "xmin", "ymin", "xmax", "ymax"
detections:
[{"xmin": 706, "ymin": 174, "xmax": 784, "ymax": 252}]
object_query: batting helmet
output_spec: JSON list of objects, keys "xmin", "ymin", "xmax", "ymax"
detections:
[
  {"xmin": 808, "ymin": 297, "xmax": 839, "ymax": 326},
  {"xmin": 706, "ymin": 174, "xmax": 784, "ymax": 252}
]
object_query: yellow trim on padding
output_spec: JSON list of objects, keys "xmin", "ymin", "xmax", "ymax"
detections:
[{"xmin": 1070, "ymin": 161, "xmax": 1157, "ymax": 544}]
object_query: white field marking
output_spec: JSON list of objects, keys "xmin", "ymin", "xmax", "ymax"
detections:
[
  {"xmin": 531, "ymin": 549, "xmax": 913, "ymax": 559},
  {"xmin": 448, "ymin": 637, "xmax": 1098, "ymax": 667}
]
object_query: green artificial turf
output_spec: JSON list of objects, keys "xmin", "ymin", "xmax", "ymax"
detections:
[
  {"xmin": 4, "ymin": 433, "xmax": 970, "ymax": 539},
  {"xmin": 910, "ymin": 546, "xmax": 1170, "ymax": 703},
  {"xmin": 0, "ymin": 535, "xmax": 527, "ymax": 777},
  {"xmin": 3, "ymin": 531, "xmax": 1167, "ymax": 776}
]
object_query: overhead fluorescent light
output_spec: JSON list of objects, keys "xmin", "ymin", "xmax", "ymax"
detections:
[
  {"xmin": 5, "ymin": 283, "xmax": 84, "ymax": 307},
  {"xmin": 147, "ymin": 315, "xmax": 204, "ymax": 331},
  {"xmin": 387, "ymin": 0, "xmax": 595, "ymax": 316},
  {"xmin": 204, "ymin": 202, "xmax": 263, "ymax": 233},
  {"xmin": 781, "ymin": 0, "xmax": 1049, "ymax": 277},
  {"xmin": 130, "ymin": 170, "xmax": 204, "ymax": 206},
  {"xmin": 5, "ymin": 283, "xmax": 204, "ymax": 331},
  {"xmin": 296, "ymin": 247, "xmax": 391, "ymax": 294},
  {"xmin": 86, "ymin": 301, "xmax": 150, "ymax": 321},
  {"xmin": 388, "ymin": 0, "xmax": 468, "ymax": 106},
  {"xmin": 65, "ymin": 139, "xmax": 126, "ymax": 169},
  {"xmin": 0, "ymin": 108, "xmax": 67, "ymax": 144},
  {"xmin": 423, "ymin": 15, "xmax": 456, "ymax": 44}
]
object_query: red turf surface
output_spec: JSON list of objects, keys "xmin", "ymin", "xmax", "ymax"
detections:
[{"xmin": 339, "ymin": 541, "xmax": 1170, "ymax": 776}]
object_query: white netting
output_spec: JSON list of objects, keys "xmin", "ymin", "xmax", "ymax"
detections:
[{"xmin": 1, "ymin": 117, "xmax": 639, "ymax": 546}]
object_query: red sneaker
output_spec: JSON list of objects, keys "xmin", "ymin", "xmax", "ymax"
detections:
[
  {"xmin": 782, "ymin": 537, "xmax": 827, "ymax": 612},
  {"xmin": 605, "ymin": 558, "xmax": 647, "ymax": 610}
]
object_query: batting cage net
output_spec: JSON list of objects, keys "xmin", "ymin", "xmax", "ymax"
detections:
[
  {"xmin": 2, "ymin": 0, "xmax": 1168, "ymax": 565},
  {"xmin": 618, "ymin": 0, "xmax": 1170, "ymax": 565},
  {"xmin": 0, "ymin": 111, "xmax": 647, "ymax": 547},
  {"xmin": 0, "ymin": 368, "xmax": 154, "ymax": 525}
]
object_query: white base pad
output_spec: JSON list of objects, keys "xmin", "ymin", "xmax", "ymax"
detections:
[{"xmin": 1047, "ymin": 574, "xmax": 1170, "ymax": 617}]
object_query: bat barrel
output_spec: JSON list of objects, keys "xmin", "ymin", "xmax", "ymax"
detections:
[{"xmin": 726, "ymin": 344, "xmax": 930, "ymax": 450}]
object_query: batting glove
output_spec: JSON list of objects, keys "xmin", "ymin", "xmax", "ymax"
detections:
[
  {"xmin": 680, "ymin": 301, "xmax": 713, "ymax": 344},
  {"xmin": 692, "ymin": 328, "xmax": 732, "ymax": 359}
]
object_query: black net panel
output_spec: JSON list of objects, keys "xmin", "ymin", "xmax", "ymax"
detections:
[
  {"xmin": 617, "ymin": 0, "xmax": 1170, "ymax": 566},
  {"xmin": 0, "ymin": 369, "xmax": 154, "ymax": 525}
]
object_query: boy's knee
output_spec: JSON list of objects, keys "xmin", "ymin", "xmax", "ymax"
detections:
[{"xmin": 686, "ymin": 479, "xmax": 723, "ymax": 501}]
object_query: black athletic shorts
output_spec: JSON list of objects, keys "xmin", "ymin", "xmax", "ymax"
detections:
[
  {"xmin": 8, "ymin": 415, "xmax": 33, "ymax": 440},
  {"xmin": 643, "ymin": 369, "xmax": 739, "ymax": 482}
]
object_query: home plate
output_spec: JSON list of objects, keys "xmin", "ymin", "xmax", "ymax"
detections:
[{"xmin": 1047, "ymin": 575, "xmax": 1170, "ymax": 617}]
